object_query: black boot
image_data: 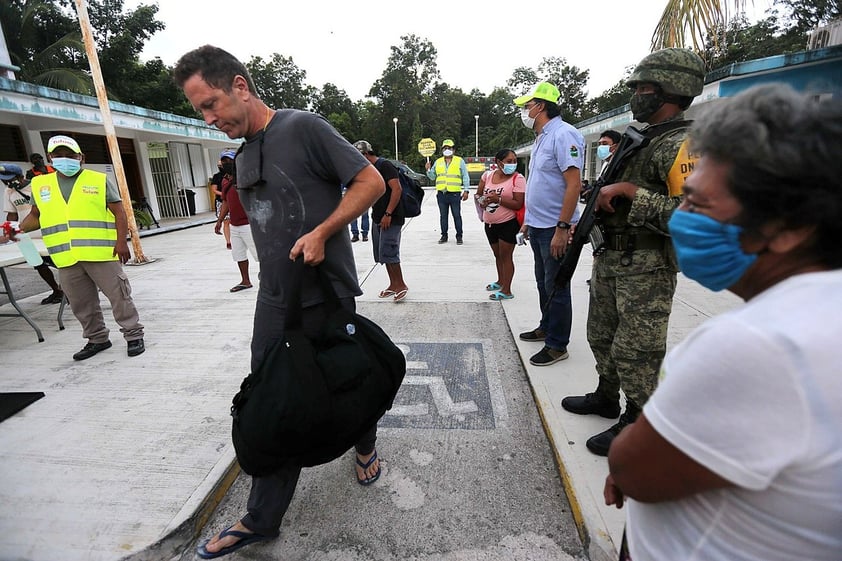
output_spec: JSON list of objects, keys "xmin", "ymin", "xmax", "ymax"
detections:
[
  {"xmin": 561, "ymin": 379, "xmax": 620, "ymax": 418},
  {"xmin": 585, "ymin": 401, "xmax": 641, "ymax": 457},
  {"xmin": 561, "ymin": 391, "xmax": 620, "ymax": 418}
]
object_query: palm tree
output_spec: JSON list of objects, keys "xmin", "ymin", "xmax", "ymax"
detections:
[
  {"xmin": 651, "ymin": 0, "xmax": 753, "ymax": 50},
  {"xmin": 3, "ymin": 0, "xmax": 93, "ymax": 94}
]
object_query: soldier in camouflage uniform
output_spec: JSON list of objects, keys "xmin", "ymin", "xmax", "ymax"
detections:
[{"xmin": 561, "ymin": 48, "xmax": 706, "ymax": 456}]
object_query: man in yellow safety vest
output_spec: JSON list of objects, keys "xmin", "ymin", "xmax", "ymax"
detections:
[
  {"xmin": 425, "ymin": 139, "xmax": 470, "ymax": 244},
  {"xmin": 22, "ymin": 135, "xmax": 145, "ymax": 361}
]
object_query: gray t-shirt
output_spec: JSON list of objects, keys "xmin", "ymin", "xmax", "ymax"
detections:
[{"xmin": 236, "ymin": 109, "xmax": 368, "ymax": 309}]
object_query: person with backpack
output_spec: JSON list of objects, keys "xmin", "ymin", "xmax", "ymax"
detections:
[
  {"xmin": 475, "ymin": 149, "xmax": 525, "ymax": 301},
  {"xmin": 354, "ymin": 140, "xmax": 409, "ymax": 302}
]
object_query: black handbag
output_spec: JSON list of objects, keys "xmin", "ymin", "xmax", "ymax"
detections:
[{"xmin": 230, "ymin": 261, "xmax": 406, "ymax": 476}]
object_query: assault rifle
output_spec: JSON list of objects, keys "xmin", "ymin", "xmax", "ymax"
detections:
[
  {"xmin": 555, "ymin": 118, "xmax": 693, "ymax": 287},
  {"xmin": 554, "ymin": 126, "xmax": 648, "ymax": 287}
]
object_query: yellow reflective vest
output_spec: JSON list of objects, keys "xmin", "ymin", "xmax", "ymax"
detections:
[
  {"xmin": 31, "ymin": 170, "xmax": 117, "ymax": 268},
  {"xmin": 434, "ymin": 156, "xmax": 465, "ymax": 192}
]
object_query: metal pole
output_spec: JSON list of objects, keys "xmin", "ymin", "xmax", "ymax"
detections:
[
  {"xmin": 474, "ymin": 115, "xmax": 479, "ymax": 157},
  {"xmin": 393, "ymin": 117, "xmax": 399, "ymax": 160}
]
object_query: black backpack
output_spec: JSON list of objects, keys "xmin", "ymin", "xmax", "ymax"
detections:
[{"xmin": 396, "ymin": 166, "xmax": 424, "ymax": 218}]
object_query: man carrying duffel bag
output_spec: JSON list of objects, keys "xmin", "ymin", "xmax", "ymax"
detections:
[{"xmin": 175, "ymin": 45, "xmax": 406, "ymax": 560}]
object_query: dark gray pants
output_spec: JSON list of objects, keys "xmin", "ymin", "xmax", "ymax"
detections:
[{"xmin": 242, "ymin": 296, "xmax": 378, "ymax": 536}]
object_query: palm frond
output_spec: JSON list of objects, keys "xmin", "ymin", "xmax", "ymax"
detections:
[{"xmin": 651, "ymin": 0, "xmax": 749, "ymax": 51}]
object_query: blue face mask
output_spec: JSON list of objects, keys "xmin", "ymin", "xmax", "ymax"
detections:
[
  {"xmin": 597, "ymin": 145, "xmax": 612, "ymax": 161},
  {"xmin": 51, "ymin": 157, "xmax": 81, "ymax": 176},
  {"xmin": 668, "ymin": 209, "xmax": 758, "ymax": 292},
  {"xmin": 502, "ymin": 163, "xmax": 517, "ymax": 175}
]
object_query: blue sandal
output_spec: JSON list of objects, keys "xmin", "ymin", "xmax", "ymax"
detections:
[
  {"xmin": 356, "ymin": 450, "xmax": 382, "ymax": 486},
  {"xmin": 489, "ymin": 291, "xmax": 514, "ymax": 301},
  {"xmin": 196, "ymin": 525, "xmax": 270, "ymax": 559},
  {"xmin": 486, "ymin": 282, "xmax": 502, "ymax": 291}
]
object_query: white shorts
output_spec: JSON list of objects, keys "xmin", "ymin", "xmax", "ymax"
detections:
[{"xmin": 230, "ymin": 223, "xmax": 258, "ymax": 262}]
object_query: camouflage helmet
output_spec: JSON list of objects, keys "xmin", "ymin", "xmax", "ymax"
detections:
[{"xmin": 627, "ymin": 48, "xmax": 706, "ymax": 98}]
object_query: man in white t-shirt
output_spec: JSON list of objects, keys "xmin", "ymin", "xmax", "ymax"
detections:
[
  {"xmin": 1, "ymin": 163, "xmax": 64, "ymax": 304},
  {"xmin": 604, "ymin": 84, "xmax": 842, "ymax": 560}
]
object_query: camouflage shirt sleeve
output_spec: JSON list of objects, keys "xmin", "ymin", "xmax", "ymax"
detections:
[{"xmin": 627, "ymin": 130, "xmax": 692, "ymax": 232}]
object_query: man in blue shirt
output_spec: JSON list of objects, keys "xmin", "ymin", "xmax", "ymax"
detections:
[{"xmin": 514, "ymin": 82, "xmax": 584, "ymax": 366}]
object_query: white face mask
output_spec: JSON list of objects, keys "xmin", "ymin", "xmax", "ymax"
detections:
[
  {"xmin": 442, "ymin": 149, "xmax": 454, "ymax": 157},
  {"xmin": 520, "ymin": 107, "xmax": 535, "ymax": 130}
]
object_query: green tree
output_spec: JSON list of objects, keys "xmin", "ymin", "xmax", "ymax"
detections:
[
  {"xmin": 506, "ymin": 58, "xmax": 590, "ymax": 123},
  {"xmin": 123, "ymin": 57, "xmax": 194, "ymax": 116},
  {"xmin": 312, "ymin": 83, "xmax": 360, "ymax": 140},
  {"xmin": 1, "ymin": 0, "xmax": 91, "ymax": 93},
  {"xmin": 246, "ymin": 53, "xmax": 314, "ymax": 110},
  {"xmin": 369, "ymin": 34, "xmax": 440, "ymax": 161},
  {"xmin": 2, "ymin": 0, "xmax": 168, "ymax": 103},
  {"xmin": 585, "ymin": 67, "xmax": 635, "ymax": 119},
  {"xmin": 84, "ymin": 0, "xmax": 164, "ymax": 102},
  {"xmin": 650, "ymin": 0, "xmax": 840, "ymax": 51},
  {"xmin": 539, "ymin": 57, "xmax": 591, "ymax": 123},
  {"xmin": 775, "ymin": 0, "xmax": 841, "ymax": 33},
  {"xmin": 507, "ymin": 67, "xmax": 540, "ymax": 95},
  {"xmin": 482, "ymin": 86, "xmax": 535, "ymax": 152},
  {"xmin": 702, "ymin": 12, "xmax": 807, "ymax": 70}
]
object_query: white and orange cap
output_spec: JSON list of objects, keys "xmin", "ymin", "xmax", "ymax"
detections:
[{"xmin": 47, "ymin": 135, "xmax": 82, "ymax": 154}]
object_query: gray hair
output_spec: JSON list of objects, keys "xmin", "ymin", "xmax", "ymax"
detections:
[{"xmin": 689, "ymin": 83, "xmax": 842, "ymax": 268}]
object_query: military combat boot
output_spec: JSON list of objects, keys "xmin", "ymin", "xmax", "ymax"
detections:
[
  {"xmin": 585, "ymin": 400, "xmax": 642, "ymax": 457},
  {"xmin": 561, "ymin": 379, "xmax": 621, "ymax": 418},
  {"xmin": 561, "ymin": 391, "xmax": 620, "ymax": 418}
]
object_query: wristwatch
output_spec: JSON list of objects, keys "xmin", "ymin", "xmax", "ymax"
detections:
[
  {"xmin": 384, "ymin": 211, "xmax": 392, "ymax": 217},
  {"xmin": 556, "ymin": 221, "xmax": 572, "ymax": 230}
]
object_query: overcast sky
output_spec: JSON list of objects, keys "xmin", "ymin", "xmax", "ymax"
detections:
[{"xmin": 132, "ymin": 0, "xmax": 771, "ymax": 102}]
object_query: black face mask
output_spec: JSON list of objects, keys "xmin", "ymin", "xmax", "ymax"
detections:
[
  {"xmin": 630, "ymin": 92, "xmax": 665, "ymax": 122},
  {"xmin": 221, "ymin": 163, "xmax": 235, "ymax": 175}
]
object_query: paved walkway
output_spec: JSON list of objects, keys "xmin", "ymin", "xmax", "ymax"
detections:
[{"xmin": 0, "ymin": 193, "xmax": 740, "ymax": 561}]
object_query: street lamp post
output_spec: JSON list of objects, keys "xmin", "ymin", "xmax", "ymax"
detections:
[
  {"xmin": 474, "ymin": 115, "xmax": 479, "ymax": 157},
  {"xmin": 393, "ymin": 117, "xmax": 399, "ymax": 160}
]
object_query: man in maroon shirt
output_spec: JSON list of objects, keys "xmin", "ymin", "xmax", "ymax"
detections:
[{"xmin": 214, "ymin": 150, "xmax": 258, "ymax": 292}]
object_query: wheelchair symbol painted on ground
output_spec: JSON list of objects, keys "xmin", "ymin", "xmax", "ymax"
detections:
[{"xmin": 381, "ymin": 341, "xmax": 508, "ymax": 430}]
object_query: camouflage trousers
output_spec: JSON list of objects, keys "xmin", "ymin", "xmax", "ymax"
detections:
[{"xmin": 586, "ymin": 268, "xmax": 677, "ymax": 408}]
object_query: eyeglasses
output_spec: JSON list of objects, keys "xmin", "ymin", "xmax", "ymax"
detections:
[{"xmin": 242, "ymin": 132, "xmax": 265, "ymax": 189}]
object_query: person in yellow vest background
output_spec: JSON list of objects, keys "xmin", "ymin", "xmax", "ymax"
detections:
[
  {"xmin": 20, "ymin": 134, "xmax": 145, "ymax": 361},
  {"xmin": 425, "ymin": 139, "xmax": 470, "ymax": 245}
]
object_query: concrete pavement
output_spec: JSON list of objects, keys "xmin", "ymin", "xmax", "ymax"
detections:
[{"xmin": 0, "ymin": 191, "xmax": 740, "ymax": 561}]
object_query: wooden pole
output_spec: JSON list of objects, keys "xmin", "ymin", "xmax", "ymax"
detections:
[{"xmin": 73, "ymin": 0, "xmax": 148, "ymax": 263}]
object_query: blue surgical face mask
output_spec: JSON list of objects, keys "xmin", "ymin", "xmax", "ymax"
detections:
[
  {"xmin": 502, "ymin": 163, "xmax": 517, "ymax": 175},
  {"xmin": 597, "ymin": 145, "xmax": 612, "ymax": 161},
  {"xmin": 51, "ymin": 157, "xmax": 81, "ymax": 176},
  {"xmin": 668, "ymin": 209, "xmax": 758, "ymax": 292}
]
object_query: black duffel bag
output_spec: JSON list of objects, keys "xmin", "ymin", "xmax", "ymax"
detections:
[{"xmin": 230, "ymin": 261, "xmax": 406, "ymax": 476}]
